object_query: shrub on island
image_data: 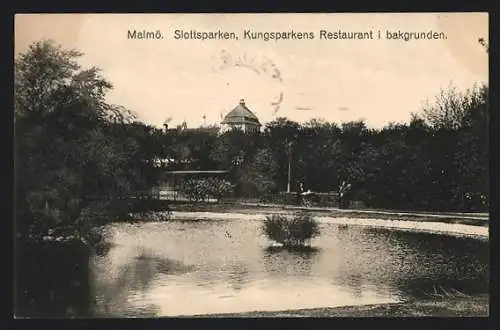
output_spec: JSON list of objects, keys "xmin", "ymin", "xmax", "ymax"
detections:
[{"xmin": 262, "ymin": 212, "xmax": 320, "ymax": 249}]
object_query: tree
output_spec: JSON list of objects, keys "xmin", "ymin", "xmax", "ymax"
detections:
[
  {"xmin": 237, "ymin": 148, "xmax": 279, "ymax": 196},
  {"xmin": 422, "ymin": 83, "xmax": 486, "ymax": 131},
  {"xmin": 263, "ymin": 118, "xmax": 301, "ymax": 191},
  {"xmin": 452, "ymin": 85, "xmax": 489, "ymax": 210},
  {"xmin": 210, "ymin": 130, "xmax": 253, "ymax": 169},
  {"xmin": 295, "ymin": 120, "xmax": 342, "ymax": 192},
  {"xmin": 15, "ymin": 40, "xmax": 155, "ymax": 243}
]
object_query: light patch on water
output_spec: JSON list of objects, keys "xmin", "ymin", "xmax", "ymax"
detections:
[
  {"xmin": 170, "ymin": 212, "xmax": 489, "ymax": 239},
  {"xmin": 318, "ymin": 217, "xmax": 488, "ymax": 239},
  {"xmin": 135, "ymin": 277, "xmax": 399, "ymax": 316}
]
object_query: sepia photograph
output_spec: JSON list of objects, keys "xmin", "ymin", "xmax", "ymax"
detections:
[{"xmin": 14, "ymin": 13, "xmax": 489, "ymax": 318}]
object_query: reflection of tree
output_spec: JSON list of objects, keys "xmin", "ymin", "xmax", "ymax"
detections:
[
  {"xmin": 16, "ymin": 241, "xmax": 92, "ymax": 318},
  {"xmin": 390, "ymin": 232, "xmax": 489, "ymax": 299},
  {"xmin": 262, "ymin": 247, "xmax": 321, "ymax": 278},
  {"xmin": 91, "ymin": 248, "xmax": 193, "ymax": 317},
  {"xmin": 393, "ymin": 276, "xmax": 489, "ymax": 300},
  {"xmin": 328, "ymin": 226, "xmax": 489, "ymax": 301},
  {"xmin": 359, "ymin": 228, "xmax": 489, "ymax": 300}
]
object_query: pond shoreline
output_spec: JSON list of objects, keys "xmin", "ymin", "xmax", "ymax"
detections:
[
  {"xmin": 169, "ymin": 202, "xmax": 488, "ymax": 223},
  {"xmin": 165, "ymin": 209, "xmax": 489, "ymax": 240},
  {"xmin": 190, "ymin": 294, "xmax": 489, "ymax": 318}
]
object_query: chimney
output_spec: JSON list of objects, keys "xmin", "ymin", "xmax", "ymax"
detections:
[{"xmin": 239, "ymin": 99, "xmax": 245, "ymax": 106}]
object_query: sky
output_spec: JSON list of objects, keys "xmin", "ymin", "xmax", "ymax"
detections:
[{"xmin": 15, "ymin": 13, "xmax": 488, "ymax": 129}]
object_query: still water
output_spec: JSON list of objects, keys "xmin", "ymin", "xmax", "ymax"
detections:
[{"xmin": 90, "ymin": 219, "xmax": 489, "ymax": 317}]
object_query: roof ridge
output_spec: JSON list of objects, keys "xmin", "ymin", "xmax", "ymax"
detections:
[{"xmin": 222, "ymin": 100, "xmax": 261, "ymax": 125}]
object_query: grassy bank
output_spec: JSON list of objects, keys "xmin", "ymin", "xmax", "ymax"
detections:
[
  {"xmin": 191, "ymin": 294, "xmax": 489, "ymax": 318},
  {"xmin": 168, "ymin": 202, "xmax": 489, "ymax": 227}
]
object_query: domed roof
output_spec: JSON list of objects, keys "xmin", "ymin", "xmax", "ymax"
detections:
[{"xmin": 221, "ymin": 99, "xmax": 261, "ymax": 126}]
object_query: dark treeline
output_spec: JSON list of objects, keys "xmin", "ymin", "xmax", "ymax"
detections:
[
  {"xmin": 15, "ymin": 40, "xmax": 488, "ymax": 244},
  {"xmin": 146, "ymin": 86, "xmax": 488, "ymax": 213}
]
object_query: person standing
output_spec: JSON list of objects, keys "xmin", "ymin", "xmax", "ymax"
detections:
[{"xmin": 338, "ymin": 181, "xmax": 352, "ymax": 209}]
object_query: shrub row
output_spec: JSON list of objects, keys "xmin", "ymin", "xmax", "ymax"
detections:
[{"xmin": 180, "ymin": 178, "xmax": 234, "ymax": 202}]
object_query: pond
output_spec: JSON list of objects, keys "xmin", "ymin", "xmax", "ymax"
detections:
[{"xmin": 88, "ymin": 218, "xmax": 489, "ymax": 317}]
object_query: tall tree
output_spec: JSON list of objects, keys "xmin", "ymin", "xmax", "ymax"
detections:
[{"xmin": 15, "ymin": 40, "xmax": 154, "ymax": 242}]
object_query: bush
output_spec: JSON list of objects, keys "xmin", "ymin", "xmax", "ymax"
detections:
[
  {"xmin": 181, "ymin": 179, "xmax": 203, "ymax": 202},
  {"xmin": 129, "ymin": 211, "xmax": 171, "ymax": 222},
  {"xmin": 207, "ymin": 178, "xmax": 234, "ymax": 201},
  {"xmin": 181, "ymin": 178, "xmax": 234, "ymax": 202},
  {"xmin": 262, "ymin": 212, "xmax": 320, "ymax": 247}
]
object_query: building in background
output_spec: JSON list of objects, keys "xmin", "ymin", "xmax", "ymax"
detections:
[{"xmin": 221, "ymin": 99, "xmax": 262, "ymax": 133}]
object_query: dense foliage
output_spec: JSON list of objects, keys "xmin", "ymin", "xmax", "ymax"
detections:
[
  {"xmin": 180, "ymin": 178, "xmax": 234, "ymax": 202},
  {"xmin": 263, "ymin": 213, "xmax": 321, "ymax": 247},
  {"xmin": 167, "ymin": 85, "xmax": 488, "ymax": 212},
  {"xmin": 182, "ymin": 88, "xmax": 485, "ymax": 212},
  {"xmin": 15, "ymin": 40, "xmax": 161, "ymax": 243}
]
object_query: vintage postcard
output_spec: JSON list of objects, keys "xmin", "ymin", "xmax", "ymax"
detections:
[{"xmin": 14, "ymin": 13, "xmax": 489, "ymax": 318}]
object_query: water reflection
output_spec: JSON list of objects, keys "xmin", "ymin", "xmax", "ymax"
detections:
[
  {"xmin": 15, "ymin": 240, "xmax": 92, "ymax": 318},
  {"xmin": 370, "ymin": 228, "xmax": 490, "ymax": 300},
  {"xmin": 262, "ymin": 246, "xmax": 321, "ymax": 278},
  {"xmin": 17, "ymin": 219, "xmax": 489, "ymax": 317},
  {"xmin": 91, "ymin": 248, "xmax": 193, "ymax": 317},
  {"xmin": 323, "ymin": 224, "xmax": 400, "ymax": 298},
  {"xmin": 344, "ymin": 273, "xmax": 364, "ymax": 299},
  {"xmin": 89, "ymin": 221, "xmax": 488, "ymax": 316},
  {"xmin": 227, "ymin": 262, "xmax": 250, "ymax": 291}
]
